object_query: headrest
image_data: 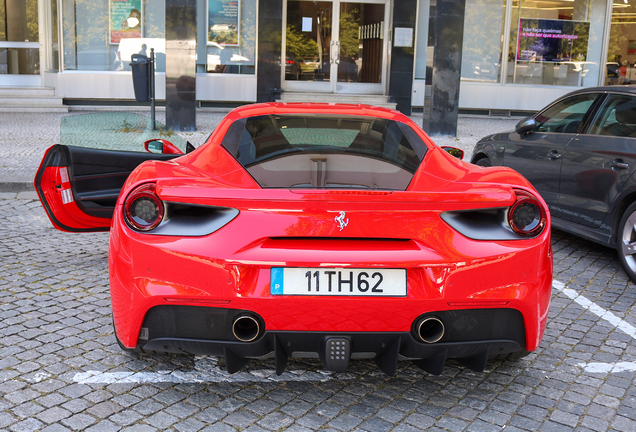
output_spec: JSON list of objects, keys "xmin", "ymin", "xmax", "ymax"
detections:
[{"xmin": 615, "ymin": 101, "xmax": 636, "ymax": 124}]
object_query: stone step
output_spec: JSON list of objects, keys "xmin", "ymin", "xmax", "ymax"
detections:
[
  {"xmin": 0, "ymin": 86, "xmax": 56, "ymax": 97},
  {"xmin": 0, "ymin": 105, "xmax": 68, "ymax": 113},
  {"xmin": 0, "ymin": 86, "xmax": 67, "ymax": 112},
  {"xmin": 0, "ymin": 96, "xmax": 66, "ymax": 106}
]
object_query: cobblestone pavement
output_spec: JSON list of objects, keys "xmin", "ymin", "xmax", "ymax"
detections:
[
  {"xmin": 0, "ymin": 110, "xmax": 518, "ymax": 186},
  {"xmin": 1, "ymin": 196, "xmax": 636, "ymax": 432}
]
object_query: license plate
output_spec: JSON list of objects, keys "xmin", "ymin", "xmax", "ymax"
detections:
[{"xmin": 270, "ymin": 267, "xmax": 406, "ymax": 296}]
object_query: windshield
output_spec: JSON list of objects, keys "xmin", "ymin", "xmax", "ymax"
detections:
[
  {"xmin": 221, "ymin": 114, "xmax": 427, "ymax": 190},
  {"xmin": 60, "ymin": 112, "xmax": 188, "ymax": 153}
]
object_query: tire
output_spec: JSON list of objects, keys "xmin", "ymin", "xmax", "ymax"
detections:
[
  {"xmin": 616, "ymin": 201, "xmax": 636, "ymax": 284},
  {"xmin": 475, "ymin": 157, "xmax": 492, "ymax": 167}
]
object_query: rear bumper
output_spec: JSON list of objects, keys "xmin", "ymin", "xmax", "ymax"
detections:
[
  {"xmin": 139, "ymin": 332, "xmax": 522, "ymax": 376},
  {"xmin": 133, "ymin": 305, "xmax": 526, "ymax": 375}
]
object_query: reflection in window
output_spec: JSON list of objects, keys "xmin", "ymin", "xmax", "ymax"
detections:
[
  {"xmin": 589, "ymin": 95, "xmax": 636, "ymax": 137},
  {"xmin": 221, "ymin": 115, "xmax": 427, "ymax": 190},
  {"xmin": 61, "ymin": 112, "xmax": 188, "ymax": 153},
  {"xmin": 534, "ymin": 93, "xmax": 597, "ymax": 133},
  {"xmin": 47, "ymin": 0, "xmax": 59, "ymax": 72},
  {"xmin": 461, "ymin": 0, "xmax": 506, "ymax": 83},
  {"xmin": 0, "ymin": 0, "xmax": 6, "ymax": 42},
  {"xmin": 606, "ymin": 1, "xmax": 636, "ymax": 85},
  {"xmin": 61, "ymin": 0, "xmax": 165, "ymax": 72},
  {"xmin": 1, "ymin": 0, "xmax": 39, "ymax": 75},
  {"xmin": 285, "ymin": 1, "xmax": 332, "ymax": 82},
  {"xmin": 339, "ymin": 3, "xmax": 384, "ymax": 84},
  {"xmin": 506, "ymin": 0, "xmax": 605, "ymax": 87},
  {"xmin": 206, "ymin": 0, "xmax": 256, "ymax": 74}
]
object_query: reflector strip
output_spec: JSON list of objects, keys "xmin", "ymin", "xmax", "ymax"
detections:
[
  {"xmin": 163, "ymin": 298, "xmax": 231, "ymax": 304},
  {"xmin": 447, "ymin": 301, "xmax": 509, "ymax": 306},
  {"xmin": 60, "ymin": 167, "xmax": 70, "ymax": 184},
  {"xmin": 61, "ymin": 188, "xmax": 74, "ymax": 204}
]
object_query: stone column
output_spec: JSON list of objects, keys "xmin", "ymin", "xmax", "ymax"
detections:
[
  {"xmin": 166, "ymin": 0, "xmax": 197, "ymax": 132},
  {"xmin": 388, "ymin": 0, "xmax": 417, "ymax": 115},
  {"xmin": 256, "ymin": 0, "xmax": 283, "ymax": 103},
  {"xmin": 422, "ymin": 0, "xmax": 467, "ymax": 137}
]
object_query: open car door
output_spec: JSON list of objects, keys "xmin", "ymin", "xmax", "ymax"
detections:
[{"xmin": 35, "ymin": 113, "xmax": 189, "ymax": 232}]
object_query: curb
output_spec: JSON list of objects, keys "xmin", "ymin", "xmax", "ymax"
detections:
[
  {"xmin": 0, "ymin": 182, "xmax": 35, "ymax": 193},
  {"xmin": 0, "ymin": 191, "xmax": 39, "ymax": 200}
]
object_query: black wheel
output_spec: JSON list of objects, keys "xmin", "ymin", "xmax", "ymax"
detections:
[
  {"xmin": 475, "ymin": 157, "xmax": 492, "ymax": 167},
  {"xmin": 616, "ymin": 201, "xmax": 636, "ymax": 283}
]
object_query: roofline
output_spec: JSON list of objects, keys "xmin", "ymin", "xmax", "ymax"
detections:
[
  {"xmin": 225, "ymin": 102, "xmax": 408, "ymax": 121},
  {"xmin": 563, "ymin": 85, "xmax": 636, "ymax": 96}
]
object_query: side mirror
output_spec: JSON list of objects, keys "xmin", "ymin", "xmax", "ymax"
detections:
[
  {"xmin": 145, "ymin": 139, "xmax": 163, "ymax": 153},
  {"xmin": 515, "ymin": 118, "xmax": 536, "ymax": 137},
  {"xmin": 144, "ymin": 139, "xmax": 184, "ymax": 155},
  {"xmin": 441, "ymin": 146, "xmax": 464, "ymax": 160}
]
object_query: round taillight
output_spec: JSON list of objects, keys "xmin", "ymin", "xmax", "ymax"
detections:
[
  {"xmin": 124, "ymin": 183, "xmax": 164, "ymax": 231},
  {"xmin": 508, "ymin": 189, "xmax": 546, "ymax": 237}
]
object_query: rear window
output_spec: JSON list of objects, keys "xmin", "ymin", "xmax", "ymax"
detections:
[{"xmin": 221, "ymin": 114, "xmax": 427, "ymax": 190}]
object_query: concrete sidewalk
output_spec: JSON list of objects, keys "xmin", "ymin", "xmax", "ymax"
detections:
[{"xmin": 0, "ymin": 110, "xmax": 520, "ymax": 193}]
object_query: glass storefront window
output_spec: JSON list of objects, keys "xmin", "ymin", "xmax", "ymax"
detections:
[
  {"xmin": 205, "ymin": 0, "xmax": 256, "ymax": 74},
  {"xmin": 606, "ymin": 0, "xmax": 636, "ymax": 85},
  {"xmin": 506, "ymin": 0, "xmax": 606, "ymax": 87},
  {"xmin": 285, "ymin": 1, "xmax": 333, "ymax": 82},
  {"xmin": 47, "ymin": 0, "xmax": 59, "ymax": 72},
  {"xmin": 461, "ymin": 0, "xmax": 506, "ymax": 83},
  {"xmin": 2, "ymin": 0, "xmax": 39, "ymax": 42},
  {"xmin": 413, "ymin": 0, "xmax": 429, "ymax": 80},
  {"xmin": 0, "ymin": 0, "xmax": 5, "ymax": 43},
  {"xmin": 1, "ymin": 0, "xmax": 40, "ymax": 75},
  {"xmin": 62, "ymin": 0, "xmax": 165, "ymax": 72},
  {"xmin": 338, "ymin": 3, "xmax": 384, "ymax": 84}
]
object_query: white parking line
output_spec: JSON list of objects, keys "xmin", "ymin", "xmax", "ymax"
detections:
[
  {"xmin": 552, "ymin": 280, "xmax": 636, "ymax": 338},
  {"xmin": 553, "ymin": 279, "xmax": 636, "ymax": 374},
  {"xmin": 578, "ymin": 362, "xmax": 636, "ymax": 373},
  {"xmin": 73, "ymin": 359, "xmax": 344, "ymax": 384},
  {"xmin": 74, "ymin": 369, "xmax": 339, "ymax": 384}
]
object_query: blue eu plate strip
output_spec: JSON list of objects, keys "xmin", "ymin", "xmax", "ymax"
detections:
[{"xmin": 271, "ymin": 268, "xmax": 284, "ymax": 295}]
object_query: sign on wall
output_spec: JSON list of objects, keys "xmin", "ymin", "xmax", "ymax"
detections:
[
  {"xmin": 208, "ymin": 0, "xmax": 239, "ymax": 46},
  {"xmin": 110, "ymin": 0, "xmax": 143, "ymax": 44},
  {"xmin": 517, "ymin": 18, "xmax": 590, "ymax": 62},
  {"xmin": 394, "ymin": 28, "xmax": 413, "ymax": 48}
]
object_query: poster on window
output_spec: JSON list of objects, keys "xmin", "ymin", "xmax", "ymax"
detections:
[
  {"xmin": 208, "ymin": 0, "xmax": 239, "ymax": 46},
  {"xmin": 517, "ymin": 18, "xmax": 589, "ymax": 62},
  {"xmin": 110, "ymin": 0, "xmax": 142, "ymax": 44}
]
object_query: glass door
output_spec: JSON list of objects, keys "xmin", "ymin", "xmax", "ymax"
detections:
[
  {"xmin": 0, "ymin": 0, "xmax": 41, "ymax": 86},
  {"xmin": 283, "ymin": 0, "xmax": 388, "ymax": 94}
]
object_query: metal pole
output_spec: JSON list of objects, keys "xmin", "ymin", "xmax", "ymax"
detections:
[{"xmin": 151, "ymin": 48, "xmax": 156, "ymax": 130}]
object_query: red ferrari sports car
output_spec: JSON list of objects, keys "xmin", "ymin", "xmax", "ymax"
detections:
[{"xmin": 35, "ymin": 103, "xmax": 552, "ymax": 376}]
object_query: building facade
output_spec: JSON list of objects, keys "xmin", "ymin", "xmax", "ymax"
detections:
[{"xmin": 1, "ymin": 0, "xmax": 634, "ymax": 114}]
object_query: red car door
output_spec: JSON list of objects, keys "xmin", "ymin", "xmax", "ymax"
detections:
[{"xmin": 35, "ymin": 144, "xmax": 180, "ymax": 232}]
